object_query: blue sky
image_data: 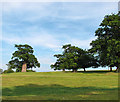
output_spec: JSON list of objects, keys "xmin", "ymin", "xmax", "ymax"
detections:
[{"xmin": 1, "ymin": 2, "xmax": 118, "ymax": 72}]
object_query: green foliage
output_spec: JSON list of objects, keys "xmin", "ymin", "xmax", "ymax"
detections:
[
  {"xmin": 0, "ymin": 68, "xmax": 3, "ymax": 74},
  {"xmin": 16, "ymin": 68, "xmax": 22, "ymax": 72},
  {"xmin": 8, "ymin": 44, "xmax": 40, "ymax": 71},
  {"xmin": 3, "ymin": 69, "xmax": 14, "ymax": 73},
  {"xmin": 51, "ymin": 44, "xmax": 99, "ymax": 72},
  {"xmin": 26, "ymin": 70, "xmax": 36, "ymax": 72},
  {"xmin": 89, "ymin": 13, "xmax": 120, "ymax": 72}
]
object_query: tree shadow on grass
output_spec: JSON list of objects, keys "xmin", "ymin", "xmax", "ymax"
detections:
[
  {"xmin": 78, "ymin": 71, "xmax": 112, "ymax": 73},
  {"xmin": 2, "ymin": 84, "xmax": 118, "ymax": 100},
  {"xmin": 65, "ymin": 70, "xmax": 116, "ymax": 74}
]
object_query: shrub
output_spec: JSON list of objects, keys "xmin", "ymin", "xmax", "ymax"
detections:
[
  {"xmin": 3, "ymin": 69, "xmax": 14, "ymax": 73},
  {"xmin": 0, "ymin": 68, "xmax": 3, "ymax": 74},
  {"xmin": 26, "ymin": 70, "xmax": 36, "ymax": 72}
]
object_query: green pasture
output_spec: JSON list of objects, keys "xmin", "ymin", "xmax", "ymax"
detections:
[{"xmin": 2, "ymin": 71, "xmax": 118, "ymax": 100}]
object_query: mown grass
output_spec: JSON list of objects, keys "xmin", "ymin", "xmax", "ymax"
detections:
[{"xmin": 2, "ymin": 71, "xmax": 118, "ymax": 100}]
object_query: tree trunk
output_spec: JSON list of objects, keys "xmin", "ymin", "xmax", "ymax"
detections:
[
  {"xmin": 63, "ymin": 69, "xmax": 65, "ymax": 72},
  {"xmin": 83, "ymin": 68, "xmax": 86, "ymax": 72},
  {"xmin": 116, "ymin": 65, "xmax": 120, "ymax": 73},
  {"xmin": 110, "ymin": 67, "xmax": 112, "ymax": 72},
  {"xmin": 73, "ymin": 69, "xmax": 77, "ymax": 72},
  {"xmin": 22, "ymin": 63, "xmax": 27, "ymax": 72}
]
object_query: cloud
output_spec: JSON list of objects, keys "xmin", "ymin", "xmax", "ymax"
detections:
[
  {"xmin": 2, "ymin": 2, "xmax": 118, "ymax": 25},
  {"xmin": 1, "ymin": 33, "xmax": 60, "ymax": 51},
  {"xmin": 69, "ymin": 37, "xmax": 97, "ymax": 49},
  {"xmin": 26, "ymin": 33, "xmax": 60, "ymax": 50},
  {"xmin": 2, "ymin": 2, "xmax": 52, "ymax": 13},
  {"xmin": 1, "ymin": 30, "xmax": 96, "ymax": 52}
]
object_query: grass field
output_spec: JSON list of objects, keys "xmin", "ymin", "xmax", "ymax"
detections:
[{"xmin": 2, "ymin": 71, "xmax": 118, "ymax": 100}]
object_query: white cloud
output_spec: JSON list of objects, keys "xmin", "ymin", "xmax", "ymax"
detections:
[
  {"xmin": 2, "ymin": 37, "xmax": 21, "ymax": 44},
  {"xmin": 2, "ymin": 2, "xmax": 118, "ymax": 24},
  {"xmin": 1, "ymin": 31, "xmax": 96, "ymax": 52},
  {"xmin": 26, "ymin": 33, "xmax": 60, "ymax": 50},
  {"xmin": 2, "ymin": 2, "xmax": 52, "ymax": 13},
  {"xmin": 70, "ymin": 37, "xmax": 97, "ymax": 49},
  {"xmin": 1, "ymin": 31, "xmax": 61, "ymax": 51}
]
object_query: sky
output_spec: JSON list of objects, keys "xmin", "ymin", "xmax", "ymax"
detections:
[{"xmin": 0, "ymin": 1, "xmax": 118, "ymax": 72}]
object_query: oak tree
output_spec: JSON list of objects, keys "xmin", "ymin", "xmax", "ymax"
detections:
[
  {"xmin": 90, "ymin": 13, "xmax": 120, "ymax": 72},
  {"xmin": 8, "ymin": 44, "xmax": 40, "ymax": 72}
]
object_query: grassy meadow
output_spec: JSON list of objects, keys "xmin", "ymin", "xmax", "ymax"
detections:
[{"xmin": 2, "ymin": 71, "xmax": 118, "ymax": 100}]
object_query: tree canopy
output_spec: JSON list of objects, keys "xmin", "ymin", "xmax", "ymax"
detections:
[
  {"xmin": 8, "ymin": 44, "xmax": 40, "ymax": 72},
  {"xmin": 51, "ymin": 44, "xmax": 99, "ymax": 72},
  {"xmin": 89, "ymin": 13, "xmax": 120, "ymax": 72}
]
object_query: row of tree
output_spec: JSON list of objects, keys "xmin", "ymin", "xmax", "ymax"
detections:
[
  {"xmin": 4, "ymin": 12, "xmax": 120, "ymax": 73},
  {"xmin": 51, "ymin": 44, "xmax": 99, "ymax": 72},
  {"xmin": 51, "ymin": 13, "xmax": 120, "ymax": 72}
]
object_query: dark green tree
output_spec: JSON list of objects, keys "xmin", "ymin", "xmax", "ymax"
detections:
[
  {"xmin": 51, "ymin": 54, "xmax": 66, "ymax": 72},
  {"xmin": 89, "ymin": 13, "xmax": 120, "ymax": 72},
  {"xmin": 62, "ymin": 44, "xmax": 82, "ymax": 72},
  {"xmin": 51, "ymin": 44, "xmax": 99, "ymax": 72},
  {"xmin": 7, "ymin": 59, "xmax": 22, "ymax": 72},
  {"xmin": 8, "ymin": 44, "xmax": 40, "ymax": 72},
  {"xmin": 51, "ymin": 44, "xmax": 79, "ymax": 72},
  {"xmin": 79, "ymin": 52, "xmax": 99, "ymax": 71}
]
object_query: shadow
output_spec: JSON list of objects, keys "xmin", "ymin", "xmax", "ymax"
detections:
[
  {"xmin": 2, "ymin": 84, "xmax": 118, "ymax": 100},
  {"xmin": 65, "ymin": 70, "xmax": 116, "ymax": 74},
  {"xmin": 78, "ymin": 71, "xmax": 112, "ymax": 73}
]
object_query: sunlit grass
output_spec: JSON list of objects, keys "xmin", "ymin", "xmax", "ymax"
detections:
[{"xmin": 2, "ymin": 71, "xmax": 118, "ymax": 100}]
